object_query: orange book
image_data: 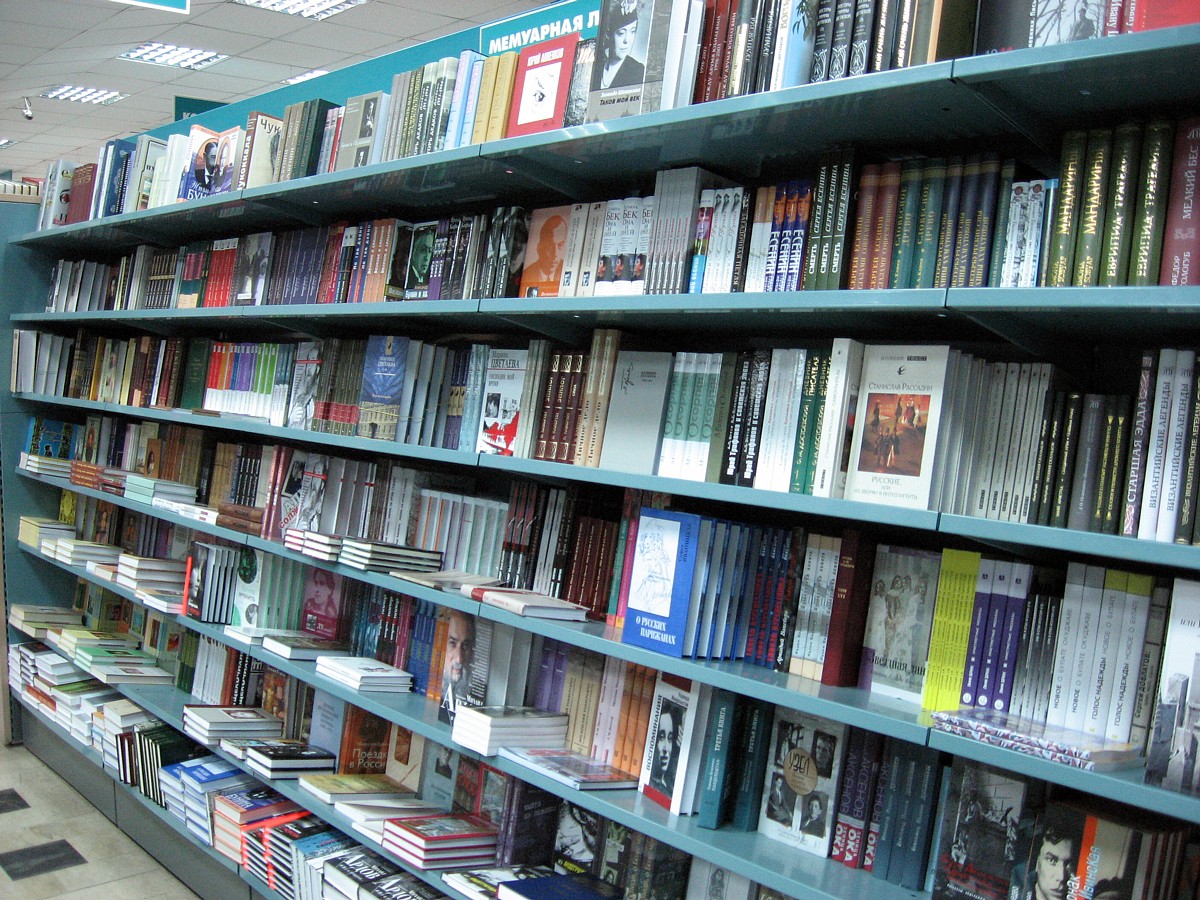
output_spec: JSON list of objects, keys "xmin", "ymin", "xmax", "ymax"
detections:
[{"xmin": 426, "ymin": 613, "xmax": 450, "ymax": 705}]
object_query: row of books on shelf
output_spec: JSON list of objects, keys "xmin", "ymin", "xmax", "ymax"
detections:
[
  {"xmin": 11, "ymin": 627, "xmax": 1200, "ymax": 900},
  {"xmin": 17, "ymin": 320, "xmax": 1200, "ymax": 546},
  {"xmin": 18, "ymin": 435, "xmax": 1200, "ymax": 802},
  {"xmin": 35, "ymin": 115, "xmax": 1200, "ymax": 316},
  {"xmin": 34, "ymin": 0, "xmax": 1199, "ymax": 233}
]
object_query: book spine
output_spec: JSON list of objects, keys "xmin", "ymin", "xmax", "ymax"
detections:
[
  {"xmin": 1159, "ymin": 115, "xmax": 1200, "ymax": 285},
  {"xmin": 1071, "ymin": 128, "xmax": 1113, "ymax": 286},
  {"xmin": 1044, "ymin": 130, "xmax": 1088, "ymax": 287},
  {"xmin": 1128, "ymin": 119, "xmax": 1174, "ymax": 285},
  {"xmin": 1097, "ymin": 121, "xmax": 1143, "ymax": 286}
]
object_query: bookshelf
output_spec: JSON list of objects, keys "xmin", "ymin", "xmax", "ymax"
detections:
[{"xmin": 5, "ymin": 15, "xmax": 1200, "ymax": 900}]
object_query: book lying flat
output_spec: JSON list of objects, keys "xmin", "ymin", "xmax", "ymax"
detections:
[
  {"xmin": 497, "ymin": 747, "xmax": 638, "ymax": 790},
  {"xmin": 459, "ymin": 585, "xmax": 589, "ymax": 620}
]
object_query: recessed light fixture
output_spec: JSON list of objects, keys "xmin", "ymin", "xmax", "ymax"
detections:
[
  {"xmin": 230, "ymin": 0, "xmax": 368, "ymax": 19},
  {"xmin": 285, "ymin": 69, "xmax": 329, "ymax": 85},
  {"xmin": 119, "ymin": 42, "xmax": 228, "ymax": 70},
  {"xmin": 41, "ymin": 86, "xmax": 129, "ymax": 105},
  {"xmin": 0, "ymin": 139, "xmax": 15, "ymax": 150}
]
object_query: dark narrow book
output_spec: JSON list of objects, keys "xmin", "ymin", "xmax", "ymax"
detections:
[
  {"xmin": 1120, "ymin": 349, "xmax": 1158, "ymax": 536},
  {"xmin": 1097, "ymin": 121, "xmax": 1143, "ymax": 286},
  {"xmin": 1070, "ymin": 128, "xmax": 1113, "ymax": 287},
  {"xmin": 1158, "ymin": 114, "xmax": 1200, "ymax": 286},
  {"xmin": 1044, "ymin": 130, "xmax": 1088, "ymax": 287},
  {"xmin": 1128, "ymin": 118, "xmax": 1174, "ymax": 285},
  {"xmin": 1048, "ymin": 392, "xmax": 1084, "ymax": 529}
]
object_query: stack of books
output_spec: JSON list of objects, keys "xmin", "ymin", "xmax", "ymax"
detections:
[
  {"xmin": 335, "ymin": 537, "xmax": 443, "ymax": 573},
  {"xmin": 49, "ymin": 537, "xmax": 121, "ymax": 567},
  {"xmin": 211, "ymin": 785, "xmax": 304, "ymax": 835},
  {"xmin": 314, "ymin": 656, "xmax": 412, "ymax": 693},
  {"xmin": 88, "ymin": 657, "xmax": 174, "ymax": 686},
  {"xmin": 322, "ymin": 848, "xmax": 405, "ymax": 898},
  {"xmin": 21, "ymin": 454, "xmax": 71, "ymax": 477},
  {"xmin": 16, "ymin": 515, "xmax": 73, "ymax": 549},
  {"xmin": 9, "ymin": 602, "xmax": 83, "ymax": 637},
  {"xmin": 442, "ymin": 865, "xmax": 556, "ymax": 900},
  {"xmin": 179, "ymin": 757, "xmax": 258, "ymax": 844},
  {"xmin": 123, "ymin": 473, "xmax": 197, "ymax": 505},
  {"xmin": 244, "ymin": 741, "xmax": 337, "ymax": 780},
  {"xmin": 97, "ymin": 468, "xmax": 128, "ymax": 494},
  {"xmin": 260, "ymin": 631, "xmax": 351, "ymax": 660},
  {"xmin": 284, "ymin": 529, "xmax": 343, "ymax": 562},
  {"xmin": 32, "ymin": 651, "xmax": 87, "ymax": 686},
  {"xmin": 181, "ymin": 704, "xmax": 284, "ymax": 747},
  {"xmin": 450, "ymin": 706, "xmax": 570, "ymax": 757},
  {"xmin": 69, "ymin": 459, "xmax": 104, "ymax": 489},
  {"xmin": 381, "ymin": 813, "xmax": 500, "ymax": 869},
  {"xmin": 296, "ymin": 773, "xmax": 411, "ymax": 805},
  {"xmin": 459, "ymin": 585, "xmax": 590, "ymax": 620},
  {"xmin": 54, "ymin": 627, "xmax": 140, "ymax": 660},
  {"xmin": 496, "ymin": 748, "xmax": 639, "ymax": 791},
  {"xmin": 115, "ymin": 552, "xmax": 188, "ymax": 597}
]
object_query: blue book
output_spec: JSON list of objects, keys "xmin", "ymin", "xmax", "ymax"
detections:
[
  {"xmin": 621, "ymin": 508, "xmax": 703, "ymax": 658},
  {"xmin": 497, "ymin": 873, "xmax": 623, "ymax": 899},
  {"xmin": 356, "ymin": 334, "xmax": 410, "ymax": 442}
]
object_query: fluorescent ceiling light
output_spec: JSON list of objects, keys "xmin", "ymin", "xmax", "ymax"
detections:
[
  {"xmin": 285, "ymin": 69, "xmax": 329, "ymax": 84},
  {"xmin": 41, "ymin": 86, "xmax": 129, "ymax": 105},
  {"xmin": 0, "ymin": 139, "xmax": 15, "ymax": 149},
  {"xmin": 119, "ymin": 42, "xmax": 228, "ymax": 70},
  {"xmin": 230, "ymin": 0, "xmax": 368, "ymax": 19}
]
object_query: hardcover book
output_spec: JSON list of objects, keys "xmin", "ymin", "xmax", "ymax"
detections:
[
  {"xmin": 475, "ymin": 347, "xmax": 530, "ymax": 456},
  {"xmin": 843, "ymin": 344, "xmax": 951, "ymax": 509},
  {"xmin": 507, "ymin": 33, "xmax": 581, "ymax": 138},
  {"xmin": 1145, "ymin": 576, "xmax": 1200, "ymax": 793}
]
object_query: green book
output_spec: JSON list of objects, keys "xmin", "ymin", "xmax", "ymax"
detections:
[
  {"xmin": 889, "ymin": 158, "xmax": 925, "ymax": 289},
  {"xmin": 1128, "ymin": 118, "xmax": 1175, "ymax": 286},
  {"xmin": 1071, "ymin": 128, "xmax": 1113, "ymax": 286},
  {"xmin": 789, "ymin": 348, "xmax": 825, "ymax": 494},
  {"xmin": 966, "ymin": 153, "xmax": 1001, "ymax": 287},
  {"xmin": 1044, "ymin": 129, "xmax": 1088, "ymax": 287},
  {"xmin": 910, "ymin": 157, "xmax": 947, "ymax": 289},
  {"xmin": 705, "ymin": 352, "xmax": 739, "ymax": 484},
  {"xmin": 802, "ymin": 151, "xmax": 832, "ymax": 290},
  {"xmin": 949, "ymin": 153, "xmax": 983, "ymax": 288},
  {"xmin": 1097, "ymin": 121, "xmax": 1143, "ymax": 286},
  {"xmin": 177, "ymin": 337, "xmax": 212, "ymax": 411},
  {"xmin": 826, "ymin": 147, "xmax": 856, "ymax": 290},
  {"xmin": 803, "ymin": 348, "xmax": 831, "ymax": 495},
  {"xmin": 987, "ymin": 158, "xmax": 1018, "ymax": 287},
  {"xmin": 933, "ymin": 155, "xmax": 966, "ymax": 288}
]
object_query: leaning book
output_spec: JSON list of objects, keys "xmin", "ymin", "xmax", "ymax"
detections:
[
  {"xmin": 843, "ymin": 344, "xmax": 950, "ymax": 509},
  {"xmin": 1145, "ymin": 576, "xmax": 1200, "ymax": 794}
]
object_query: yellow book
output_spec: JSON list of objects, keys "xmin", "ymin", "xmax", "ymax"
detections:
[
  {"xmin": 468, "ymin": 54, "xmax": 501, "ymax": 146},
  {"xmin": 922, "ymin": 548, "xmax": 981, "ymax": 711},
  {"xmin": 485, "ymin": 51, "xmax": 519, "ymax": 143}
]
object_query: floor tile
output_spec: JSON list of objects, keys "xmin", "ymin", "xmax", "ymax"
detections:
[
  {"xmin": 0, "ymin": 838, "xmax": 87, "ymax": 881},
  {"xmin": 0, "ymin": 788, "xmax": 30, "ymax": 813}
]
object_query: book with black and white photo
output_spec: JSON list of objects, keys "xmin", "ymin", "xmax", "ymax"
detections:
[
  {"xmin": 756, "ymin": 706, "xmax": 847, "ymax": 857},
  {"xmin": 1145, "ymin": 576, "xmax": 1200, "ymax": 794}
]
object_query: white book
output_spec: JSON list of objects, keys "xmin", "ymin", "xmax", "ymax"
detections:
[
  {"xmin": 812, "ymin": 338, "xmax": 865, "ymax": 499},
  {"xmin": 1156, "ymin": 348, "xmax": 1195, "ymax": 541},
  {"xmin": 1104, "ymin": 572, "xmax": 1152, "ymax": 745},
  {"xmin": 951, "ymin": 355, "xmax": 988, "ymax": 516},
  {"xmin": 1138, "ymin": 347, "xmax": 1177, "ymax": 540},
  {"xmin": 844, "ymin": 344, "xmax": 951, "ymax": 509},
  {"xmin": 1064, "ymin": 563, "xmax": 1106, "ymax": 735},
  {"xmin": 787, "ymin": 532, "xmax": 824, "ymax": 678},
  {"xmin": 1083, "ymin": 568, "xmax": 1127, "ymax": 737},
  {"xmin": 968, "ymin": 360, "xmax": 1009, "ymax": 518},
  {"xmin": 475, "ymin": 347, "xmax": 529, "ymax": 457},
  {"xmin": 655, "ymin": 351, "xmax": 693, "ymax": 479},
  {"xmin": 1009, "ymin": 362, "xmax": 1052, "ymax": 523},
  {"xmin": 573, "ymin": 201, "xmax": 607, "ymax": 299},
  {"xmin": 556, "ymin": 202, "xmax": 589, "ymax": 298},
  {"xmin": 987, "ymin": 361, "xmax": 1028, "ymax": 519}
]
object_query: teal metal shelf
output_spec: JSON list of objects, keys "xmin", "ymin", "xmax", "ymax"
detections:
[
  {"xmin": 949, "ymin": 24, "xmax": 1200, "ymax": 143},
  {"xmin": 10, "ymin": 392, "xmax": 479, "ymax": 468},
  {"xmin": 13, "ymin": 694, "xmax": 246, "ymax": 879},
  {"xmin": 487, "ymin": 753, "xmax": 926, "ymax": 900},
  {"xmin": 478, "ymin": 605, "xmax": 931, "ymax": 745},
  {"xmin": 938, "ymin": 513, "xmax": 1200, "ymax": 573},
  {"xmin": 928, "ymin": 729, "xmax": 1200, "ymax": 826}
]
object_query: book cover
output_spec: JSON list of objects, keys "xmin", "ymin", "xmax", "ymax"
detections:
[
  {"xmin": 844, "ymin": 344, "xmax": 951, "ymax": 509},
  {"xmin": 621, "ymin": 508, "xmax": 703, "ymax": 657},
  {"xmin": 475, "ymin": 347, "xmax": 530, "ymax": 457},
  {"xmin": 356, "ymin": 334, "xmax": 410, "ymax": 441},
  {"xmin": 1145, "ymin": 576, "xmax": 1200, "ymax": 792},
  {"xmin": 931, "ymin": 757, "xmax": 1040, "ymax": 900},
  {"xmin": 757, "ymin": 706, "xmax": 847, "ymax": 857},
  {"xmin": 859, "ymin": 543, "xmax": 943, "ymax": 705},
  {"xmin": 553, "ymin": 801, "xmax": 603, "ymax": 876},
  {"xmin": 506, "ymin": 33, "xmax": 581, "ymax": 138},
  {"xmin": 519, "ymin": 206, "xmax": 572, "ymax": 298},
  {"xmin": 597, "ymin": 350, "xmax": 673, "ymax": 475},
  {"xmin": 637, "ymin": 672, "xmax": 707, "ymax": 814},
  {"xmin": 176, "ymin": 124, "xmax": 220, "ymax": 202},
  {"xmin": 586, "ymin": 0, "xmax": 686, "ymax": 123}
]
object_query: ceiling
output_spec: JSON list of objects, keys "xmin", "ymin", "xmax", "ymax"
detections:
[{"xmin": 0, "ymin": 0, "xmax": 545, "ymax": 184}]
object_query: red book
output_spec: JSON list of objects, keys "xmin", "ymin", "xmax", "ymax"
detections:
[
  {"xmin": 64, "ymin": 163, "xmax": 97, "ymax": 225},
  {"xmin": 1159, "ymin": 115, "xmax": 1200, "ymax": 286},
  {"xmin": 821, "ymin": 527, "xmax": 878, "ymax": 687},
  {"xmin": 505, "ymin": 32, "xmax": 581, "ymax": 138},
  {"xmin": 1130, "ymin": 0, "xmax": 1200, "ymax": 30}
]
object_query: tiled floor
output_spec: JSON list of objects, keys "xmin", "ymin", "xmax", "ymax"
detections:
[{"xmin": 0, "ymin": 741, "xmax": 200, "ymax": 899}]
